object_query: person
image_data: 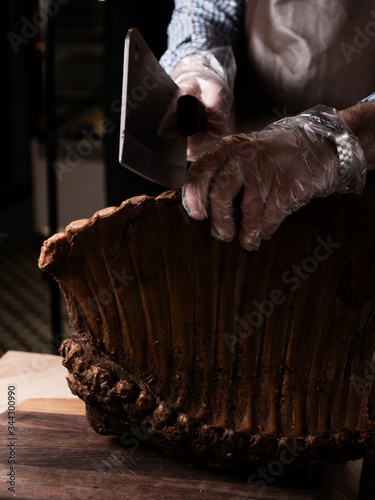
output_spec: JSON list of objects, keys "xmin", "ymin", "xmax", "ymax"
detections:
[{"xmin": 159, "ymin": 0, "xmax": 375, "ymax": 251}]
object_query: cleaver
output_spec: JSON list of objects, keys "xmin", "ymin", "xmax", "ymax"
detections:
[{"xmin": 119, "ymin": 28, "xmax": 204, "ymax": 188}]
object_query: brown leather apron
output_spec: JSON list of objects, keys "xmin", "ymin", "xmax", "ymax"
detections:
[{"xmin": 234, "ymin": 0, "xmax": 375, "ymax": 130}]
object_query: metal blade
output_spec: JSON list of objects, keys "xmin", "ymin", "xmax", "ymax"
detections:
[{"xmin": 119, "ymin": 28, "xmax": 188, "ymax": 188}]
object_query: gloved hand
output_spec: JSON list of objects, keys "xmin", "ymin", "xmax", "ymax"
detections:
[
  {"xmin": 171, "ymin": 47, "xmax": 236, "ymax": 160},
  {"xmin": 182, "ymin": 105, "xmax": 367, "ymax": 251}
]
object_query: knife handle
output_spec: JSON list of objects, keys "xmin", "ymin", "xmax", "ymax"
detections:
[{"xmin": 177, "ymin": 95, "xmax": 205, "ymax": 136}]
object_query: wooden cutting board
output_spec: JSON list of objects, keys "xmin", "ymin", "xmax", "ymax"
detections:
[{"xmin": 0, "ymin": 398, "xmax": 320, "ymax": 500}]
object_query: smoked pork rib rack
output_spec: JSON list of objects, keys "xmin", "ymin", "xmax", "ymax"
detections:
[{"xmin": 38, "ymin": 188, "xmax": 375, "ymax": 468}]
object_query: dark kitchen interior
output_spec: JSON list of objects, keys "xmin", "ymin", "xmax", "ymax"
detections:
[
  {"xmin": 2, "ymin": 2, "xmax": 375, "ymax": 498},
  {"xmin": 2, "ymin": 0, "xmax": 173, "ymax": 356}
]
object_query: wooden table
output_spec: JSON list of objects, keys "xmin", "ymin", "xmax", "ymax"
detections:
[{"xmin": 0, "ymin": 350, "xmax": 372, "ymax": 499}]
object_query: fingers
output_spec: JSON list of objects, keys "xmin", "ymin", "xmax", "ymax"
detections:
[
  {"xmin": 238, "ymin": 187, "xmax": 264, "ymax": 251},
  {"xmin": 238, "ymin": 170, "xmax": 296, "ymax": 250},
  {"xmin": 209, "ymin": 163, "xmax": 243, "ymax": 241},
  {"xmin": 256, "ymin": 198, "xmax": 287, "ymax": 242},
  {"xmin": 182, "ymin": 143, "xmax": 225, "ymax": 219},
  {"xmin": 183, "ymin": 137, "xmax": 245, "ymax": 241},
  {"xmin": 182, "ymin": 135, "xmax": 294, "ymax": 252},
  {"xmin": 239, "ymin": 199, "xmax": 288, "ymax": 251}
]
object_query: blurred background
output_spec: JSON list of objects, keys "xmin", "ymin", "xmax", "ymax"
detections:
[{"xmin": 1, "ymin": 0, "xmax": 173, "ymax": 356}]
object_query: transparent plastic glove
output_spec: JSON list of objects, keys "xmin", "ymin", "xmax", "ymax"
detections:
[
  {"xmin": 182, "ymin": 105, "xmax": 367, "ymax": 251},
  {"xmin": 171, "ymin": 47, "xmax": 236, "ymax": 161}
]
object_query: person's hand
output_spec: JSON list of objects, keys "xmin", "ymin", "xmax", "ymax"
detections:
[
  {"xmin": 171, "ymin": 47, "xmax": 236, "ymax": 160},
  {"xmin": 340, "ymin": 101, "xmax": 375, "ymax": 169},
  {"xmin": 182, "ymin": 105, "xmax": 367, "ymax": 251}
]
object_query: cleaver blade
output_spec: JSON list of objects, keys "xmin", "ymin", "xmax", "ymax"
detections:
[{"xmin": 119, "ymin": 28, "xmax": 190, "ymax": 189}]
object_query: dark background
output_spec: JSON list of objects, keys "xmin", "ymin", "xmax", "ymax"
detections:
[
  {"xmin": 4, "ymin": 0, "xmax": 174, "ymax": 208},
  {"xmin": 2, "ymin": 0, "xmax": 174, "ymax": 354}
]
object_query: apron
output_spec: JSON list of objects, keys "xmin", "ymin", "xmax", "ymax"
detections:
[{"xmin": 234, "ymin": 0, "xmax": 375, "ymax": 130}]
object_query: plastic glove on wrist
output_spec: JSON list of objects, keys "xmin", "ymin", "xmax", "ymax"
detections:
[{"xmin": 182, "ymin": 105, "xmax": 367, "ymax": 251}]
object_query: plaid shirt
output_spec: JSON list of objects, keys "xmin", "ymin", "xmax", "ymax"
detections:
[
  {"xmin": 160, "ymin": 0, "xmax": 246, "ymax": 74},
  {"xmin": 360, "ymin": 92, "xmax": 375, "ymax": 103},
  {"xmin": 160, "ymin": 0, "xmax": 375, "ymax": 105}
]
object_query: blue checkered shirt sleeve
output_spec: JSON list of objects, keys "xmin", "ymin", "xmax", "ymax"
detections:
[
  {"xmin": 359, "ymin": 92, "xmax": 375, "ymax": 103},
  {"xmin": 160, "ymin": 0, "xmax": 246, "ymax": 75}
]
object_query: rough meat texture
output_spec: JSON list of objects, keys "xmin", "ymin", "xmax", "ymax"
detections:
[{"xmin": 38, "ymin": 186, "xmax": 375, "ymax": 468}]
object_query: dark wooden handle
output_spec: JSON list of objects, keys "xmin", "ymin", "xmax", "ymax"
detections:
[{"xmin": 177, "ymin": 94, "xmax": 205, "ymax": 136}]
